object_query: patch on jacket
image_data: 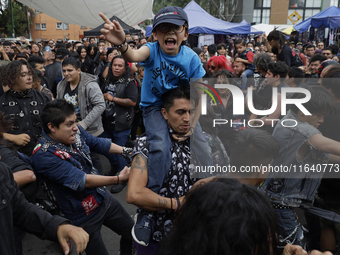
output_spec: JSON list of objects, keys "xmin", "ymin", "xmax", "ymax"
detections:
[
  {"xmin": 82, "ymin": 194, "xmax": 99, "ymax": 216},
  {"xmin": 55, "ymin": 150, "xmax": 71, "ymax": 160},
  {"xmin": 32, "ymin": 144, "xmax": 41, "ymax": 154}
]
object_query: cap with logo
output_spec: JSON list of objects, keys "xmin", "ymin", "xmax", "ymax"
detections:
[
  {"xmin": 152, "ymin": 6, "xmax": 188, "ymax": 31},
  {"xmin": 317, "ymin": 59, "xmax": 339, "ymax": 75}
]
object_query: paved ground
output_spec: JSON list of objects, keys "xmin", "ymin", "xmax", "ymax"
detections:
[{"xmin": 22, "ymin": 156, "xmax": 137, "ymax": 255}]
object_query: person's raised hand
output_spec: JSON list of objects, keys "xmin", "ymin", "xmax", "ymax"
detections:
[{"xmin": 99, "ymin": 12, "xmax": 126, "ymax": 46}]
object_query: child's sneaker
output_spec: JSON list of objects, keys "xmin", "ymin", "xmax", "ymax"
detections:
[{"xmin": 131, "ymin": 211, "xmax": 154, "ymax": 246}]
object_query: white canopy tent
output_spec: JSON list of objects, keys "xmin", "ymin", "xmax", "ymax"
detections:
[
  {"xmin": 252, "ymin": 24, "xmax": 292, "ymax": 36},
  {"xmin": 17, "ymin": 0, "xmax": 154, "ymax": 27}
]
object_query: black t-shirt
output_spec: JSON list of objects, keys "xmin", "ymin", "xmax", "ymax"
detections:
[
  {"xmin": 102, "ymin": 80, "xmax": 138, "ymax": 129},
  {"xmin": 277, "ymin": 44, "xmax": 303, "ymax": 67},
  {"xmin": 63, "ymin": 83, "xmax": 81, "ymax": 122}
]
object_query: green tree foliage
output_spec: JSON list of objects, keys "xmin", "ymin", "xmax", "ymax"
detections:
[
  {"xmin": 0, "ymin": 0, "xmax": 33, "ymax": 37},
  {"xmin": 152, "ymin": 0, "xmax": 241, "ymax": 22}
]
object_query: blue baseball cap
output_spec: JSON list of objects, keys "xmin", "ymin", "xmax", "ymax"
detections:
[{"xmin": 152, "ymin": 6, "xmax": 188, "ymax": 31}]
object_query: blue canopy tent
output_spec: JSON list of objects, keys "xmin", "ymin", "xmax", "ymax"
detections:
[
  {"xmin": 184, "ymin": 1, "xmax": 251, "ymax": 34},
  {"xmin": 294, "ymin": 6, "xmax": 340, "ymax": 32},
  {"xmin": 145, "ymin": 1, "xmax": 253, "ymax": 36}
]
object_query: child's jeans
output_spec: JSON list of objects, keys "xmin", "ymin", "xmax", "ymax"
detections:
[
  {"xmin": 240, "ymin": 69, "xmax": 254, "ymax": 90},
  {"xmin": 143, "ymin": 105, "xmax": 213, "ymax": 193}
]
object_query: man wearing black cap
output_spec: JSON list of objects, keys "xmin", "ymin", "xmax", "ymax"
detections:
[
  {"xmin": 44, "ymin": 47, "xmax": 69, "ymax": 96},
  {"xmin": 2, "ymin": 41, "xmax": 12, "ymax": 55}
]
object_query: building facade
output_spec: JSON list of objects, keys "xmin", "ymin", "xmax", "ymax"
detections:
[
  {"xmin": 242, "ymin": 0, "xmax": 339, "ymax": 24},
  {"xmin": 30, "ymin": 10, "xmax": 90, "ymax": 42}
]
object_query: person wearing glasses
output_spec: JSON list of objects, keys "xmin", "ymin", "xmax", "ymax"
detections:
[
  {"xmin": 318, "ymin": 41, "xmax": 325, "ymax": 50},
  {"xmin": 254, "ymin": 46, "xmax": 260, "ymax": 54},
  {"xmin": 322, "ymin": 47, "xmax": 333, "ymax": 59}
]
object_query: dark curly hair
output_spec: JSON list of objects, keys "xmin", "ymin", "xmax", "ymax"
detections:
[
  {"xmin": 1, "ymin": 60, "xmax": 38, "ymax": 89},
  {"xmin": 159, "ymin": 178, "xmax": 280, "ymax": 255},
  {"xmin": 253, "ymin": 53, "xmax": 273, "ymax": 73}
]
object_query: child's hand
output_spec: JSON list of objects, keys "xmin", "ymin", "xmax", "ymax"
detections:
[
  {"xmin": 99, "ymin": 12, "xmax": 126, "ymax": 46},
  {"xmin": 235, "ymin": 57, "xmax": 243, "ymax": 62}
]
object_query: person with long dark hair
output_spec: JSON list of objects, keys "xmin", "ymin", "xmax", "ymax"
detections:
[
  {"xmin": 160, "ymin": 179, "xmax": 280, "ymax": 255},
  {"xmin": 266, "ymin": 29, "xmax": 303, "ymax": 67},
  {"xmin": 77, "ymin": 45, "xmax": 95, "ymax": 74},
  {"xmin": 100, "ymin": 55, "xmax": 138, "ymax": 191}
]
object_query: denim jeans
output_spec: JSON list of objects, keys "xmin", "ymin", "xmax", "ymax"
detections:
[
  {"xmin": 100, "ymin": 128, "xmax": 131, "ymax": 172},
  {"xmin": 143, "ymin": 106, "xmax": 172, "ymax": 193},
  {"xmin": 143, "ymin": 105, "xmax": 213, "ymax": 193},
  {"xmin": 240, "ymin": 69, "xmax": 254, "ymax": 90},
  {"xmin": 274, "ymin": 208, "xmax": 304, "ymax": 248}
]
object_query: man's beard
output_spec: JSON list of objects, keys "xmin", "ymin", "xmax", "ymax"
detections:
[{"xmin": 271, "ymin": 46, "xmax": 279, "ymax": 55}]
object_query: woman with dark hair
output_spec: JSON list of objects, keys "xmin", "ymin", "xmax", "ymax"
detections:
[
  {"xmin": 100, "ymin": 55, "xmax": 138, "ymax": 190},
  {"xmin": 87, "ymin": 43, "xmax": 99, "ymax": 60},
  {"xmin": 31, "ymin": 43, "xmax": 42, "ymax": 56},
  {"xmin": 159, "ymin": 178, "xmax": 280, "ymax": 255},
  {"xmin": 77, "ymin": 45, "xmax": 95, "ymax": 74}
]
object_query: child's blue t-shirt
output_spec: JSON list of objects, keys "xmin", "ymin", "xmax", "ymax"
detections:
[{"xmin": 140, "ymin": 42, "xmax": 206, "ymax": 109}]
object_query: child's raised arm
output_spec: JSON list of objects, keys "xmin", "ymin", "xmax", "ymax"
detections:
[{"xmin": 99, "ymin": 12, "xmax": 150, "ymax": 63}]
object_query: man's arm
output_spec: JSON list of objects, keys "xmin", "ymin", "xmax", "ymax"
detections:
[
  {"xmin": 3, "ymin": 133, "xmax": 30, "ymax": 147},
  {"xmin": 99, "ymin": 13, "xmax": 150, "ymax": 63},
  {"xmin": 85, "ymin": 166, "xmax": 130, "ymax": 188},
  {"xmin": 13, "ymin": 170, "xmax": 36, "ymax": 187},
  {"xmin": 309, "ymin": 134, "xmax": 340, "ymax": 160},
  {"xmin": 126, "ymin": 153, "xmax": 180, "ymax": 211}
]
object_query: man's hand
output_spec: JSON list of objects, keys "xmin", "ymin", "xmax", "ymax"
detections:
[
  {"xmin": 99, "ymin": 12, "xmax": 126, "ymax": 46},
  {"xmin": 4, "ymin": 133, "xmax": 30, "ymax": 146},
  {"xmin": 262, "ymin": 33, "xmax": 268, "ymax": 42},
  {"xmin": 103, "ymin": 93, "xmax": 114, "ymax": 101},
  {"xmin": 57, "ymin": 224, "xmax": 89, "ymax": 255},
  {"xmin": 282, "ymin": 244, "xmax": 307, "ymax": 255},
  {"xmin": 118, "ymin": 166, "xmax": 130, "ymax": 182},
  {"xmin": 310, "ymin": 251, "xmax": 333, "ymax": 255}
]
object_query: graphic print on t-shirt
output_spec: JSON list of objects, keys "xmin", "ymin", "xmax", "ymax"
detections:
[
  {"xmin": 63, "ymin": 84, "xmax": 81, "ymax": 121},
  {"xmin": 150, "ymin": 61, "xmax": 188, "ymax": 97}
]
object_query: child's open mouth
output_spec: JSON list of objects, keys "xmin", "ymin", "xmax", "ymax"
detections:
[{"xmin": 165, "ymin": 38, "xmax": 176, "ymax": 48}]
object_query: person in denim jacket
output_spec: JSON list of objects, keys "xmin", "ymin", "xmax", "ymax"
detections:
[
  {"xmin": 31, "ymin": 99, "xmax": 134, "ymax": 255},
  {"xmin": 261, "ymin": 85, "xmax": 340, "ymax": 248}
]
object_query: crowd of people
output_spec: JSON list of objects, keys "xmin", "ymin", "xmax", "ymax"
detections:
[{"xmin": 1, "ymin": 4, "xmax": 340, "ymax": 255}]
